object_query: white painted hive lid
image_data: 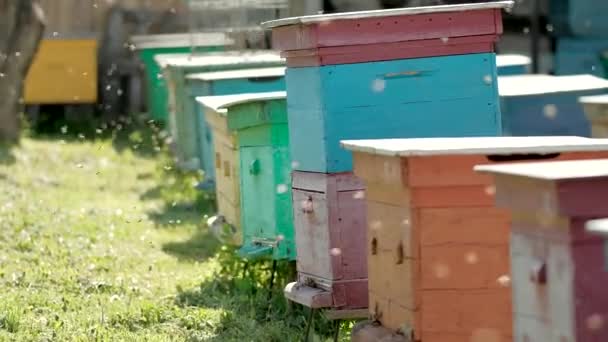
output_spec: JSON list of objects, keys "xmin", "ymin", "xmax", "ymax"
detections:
[
  {"xmin": 341, "ymin": 136, "xmax": 608, "ymax": 156},
  {"xmin": 499, "ymin": 74, "xmax": 608, "ymax": 96},
  {"xmin": 131, "ymin": 32, "xmax": 233, "ymax": 49},
  {"xmin": 586, "ymin": 218, "xmax": 608, "ymax": 237},
  {"xmin": 157, "ymin": 51, "xmax": 284, "ymax": 67},
  {"xmin": 187, "ymin": 67, "xmax": 286, "ymax": 81},
  {"xmin": 154, "ymin": 53, "xmax": 187, "ymax": 67},
  {"xmin": 496, "ymin": 54, "xmax": 531, "ymax": 67},
  {"xmin": 196, "ymin": 91, "xmax": 286, "ymax": 112},
  {"xmin": 261, "ymin": 1, "xmax": 513, "ymax": 28},
  {"xmin": 474, "ymin": 158, "xmax": 608, "ymax": 180},
  {"xmin": 579, "ymin": 94, "xmax": 608, "ymax": 104}
]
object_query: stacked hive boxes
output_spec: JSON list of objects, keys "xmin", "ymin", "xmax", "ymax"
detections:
[
  {"xmin": 154, "ymin": 51, "xmax": 284, "ymax": 170},
  {"xmin": 498, "ymin": 74, "xmax": 608, "ymax": 137},
  {"xmin": 549, "ymin": 0, "xmax": 608, "ymax": 76},
  {"xmin": 186, "ymin": 67, "xmax": 286, "ymax": 187},
  {"xmin": 342, "ymin": 137, "xmax": 608, "ymax": 341},
  {"xmin": 262, "ymin": 1, "xmax": 512, "ymax": 312},
  {"xmin": 478, "ymin": 158, "xmax": 608, "ymax": 341}
]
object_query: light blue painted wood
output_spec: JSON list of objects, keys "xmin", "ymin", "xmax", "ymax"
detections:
[
  {"xmin": 497, "ymin": 55, "xmax": 531, "ymax": 76},
  {"xmin": 286, "ymin": 53, "xmax": 501, "ymax": 173},
  {"xmin": 187, "ymin": 73, "xmax": 286, "ymax": 185},
  {"xmin": 498, "ymin": 65, "xmax": 529, "ymax": 76}
]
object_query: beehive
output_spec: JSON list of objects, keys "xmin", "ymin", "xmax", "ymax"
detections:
[
  {"xmin": 496, "ymin": 54, "xmax": 531, "ymax": 76},
  {"xmin": 222, "ymin": 91, "xmax": 295, "ymax": 260},
  {"xmin": 553, "ymin": 38, "xmax": 608, "ymax": 77},
  {"xmin": 266, "ymin": 2, "xmax": 507, "ymax": 67},
  {"xmin": 579, "ymin": 94, "xmax": 608, "ymax": 138},
  {"xmin": 499, "ymin": 74, "xmax": 608, "ymax": 137},
  {"xmin": 477, "ymin": 158, "xmax": 608, "ymax": 342},
  {"xmin": 341, "ymin": 136, "xmax": 608, "ymax": 342},
  {"xmin": 549, "ymin": 0, "xmax": 608, "ymax": 37},
  {"xmin": 262, "ymin": 1, "xmax": 512, "ymax": 312},
  {"xmin": 24, "ymin": 38, "xmax": 98, "ymax": 105},
  {"xmin": 131, "ymin": 32, "xmax": 232, "ymax": 123},
  {"xmin": 155, "ymin": 51, "xmax": 285, "ymax": 170},
  {"xmin": 186, "ymin": 67, "xmax": 286, "ymax": 186},
  {"xmin": 196, "ymin": 94, "xmax": 249, "ymax": 245}
]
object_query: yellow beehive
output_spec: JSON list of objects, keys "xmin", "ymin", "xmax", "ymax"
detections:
[{"xmin": 24, "ymin": 39, "xmax": 98, "ymax": 104}]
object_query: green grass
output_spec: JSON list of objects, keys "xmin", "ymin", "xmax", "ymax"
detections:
[{"xmin": 0, "ymin": 120, "xmax": 355, "ymax": 341}]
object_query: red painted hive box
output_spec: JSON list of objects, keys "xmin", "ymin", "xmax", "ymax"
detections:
[
  {"xmin": 341, "ymin": 137, "xmax": 608, "ymax": 342},
  {"xmin": 477, "ymin": 158, "xmax": 608, "ymax": 342},
  {"xmin": 261, "ymin": 1, "xmax": 513, "ymax": 67}
]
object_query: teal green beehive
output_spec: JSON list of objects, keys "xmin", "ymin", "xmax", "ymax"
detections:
[
  {"xmin": 131, "ymin": 33, "xmax": 232, "ymax": 124},
  {"xmin": 186, "ymin": 67, "xmax": 286, "ymax": 188},
  {"xmin": 159, "ymin": 51, "xmax": 285, "ymax": 170},
  {"xmin": 224, "ymin": 92, "xmax": 295, "ymax": 261}
]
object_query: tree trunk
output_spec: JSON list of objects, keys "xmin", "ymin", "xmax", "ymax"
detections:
[{"xmin": 0, "ymin": 0, "xmax": 45, "ymax": 143}]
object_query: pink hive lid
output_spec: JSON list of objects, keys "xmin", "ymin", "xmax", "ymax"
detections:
[{"xmin": 261, "ymin": 1, "xmax": 514, "ymax": 29}]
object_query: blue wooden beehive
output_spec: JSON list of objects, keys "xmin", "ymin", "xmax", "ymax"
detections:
[
  {"xmin": 497, "ymin": 54, "xmax": 531, "ymax": 76},
  {"xmin": 499, "ymin": 74, "xmax": 608, "ymax": 137},
  {"xmin": 554, "ymin": 38, "xmax": 608, "ymax": 77},
  {"xmin": 186, "ymin": 67, "xmax": 286, "ymax": 186},
  {"xmin": 549, "ymin": 0, "xmax": 608, "ymax": 37},
  {"xmin": 285, "ymin": 52, "xmax": 502, "ymax": 173}
]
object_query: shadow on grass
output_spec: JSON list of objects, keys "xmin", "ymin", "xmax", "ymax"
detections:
[
  {"xmin": 172, "ymin": 253, "xmax": 346, "ymax": 341},
  {"xmin": 27, "ymin": 109, "xmax": 166, "ymax": 160},
  {"xmin": 162, "ymin": 228, "xmax": 221, "ymax": 262},
  {"xmin": 0, "ymin": 143, "xmax": 16, "ymax": 165}
]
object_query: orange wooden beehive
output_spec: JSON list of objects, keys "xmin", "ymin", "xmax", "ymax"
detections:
[{"xmin": 342, "ymin": 136, "xmax": 608, "ymax": 342}]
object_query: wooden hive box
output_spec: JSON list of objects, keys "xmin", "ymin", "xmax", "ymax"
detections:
[
  {"xmin": 131, "ymin": 32, "xmax": 232, "ymax": 123},
  {"xmin": 24, "ymin": 38, "xmax": 98, "ymax": 105},
  {"xmin": 196, "ymin": 94, "xmax": 247, "ymax": 246},
  {"xmin": 186, "ymin": 67, "xmax": 286, "ymax": 187},
  {"xmin": 155, "ymin": 51, "xmax": 285, "ymax": 170},
  {"xmin": 579, "ymin": 94, "xmax": 608, "ymax": 138},
  {"xmin": 261, "ymin": 2, "xmax": 512, "ymax": 67},
  {"xmin": 341, "ymin": 136, "xmax": 608, "ymax": 342},
  {"xmin": 499, "ymin": 74, "xmax": 608, "ymax": 137},
  {"xmin": 549, "ymin": 0, "xmax": 608, "ymax": 37},
  {"xmin": 222, "ymin": 91, "xmax": 295, "ymax": 260},
  {"xmin": 553, "ymin": 38, "xmax": 608, "ymax": 77},
  {"xmin": 477, "ymin": 158, "xmax": 608, "ymax": 342},
  {"xmin": 285, "ymin": 52, "xmax": 503, "ymax": 174},
  {"xmin": 286, "ymin": 170, "xmax": 368, "ymax": 310},
  {"xmin": 496, "ymin": 54, "xmax": 531, "ymax": 76}
]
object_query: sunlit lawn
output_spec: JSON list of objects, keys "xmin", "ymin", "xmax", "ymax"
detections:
[{"xmin": 0, "ymin": 122, "xmax": 351, "ymax": 341}]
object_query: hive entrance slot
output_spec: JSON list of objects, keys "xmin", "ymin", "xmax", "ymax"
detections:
[{"xmin": 486, "ymin": 153, "xmax": 561, "ymax": 163}]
